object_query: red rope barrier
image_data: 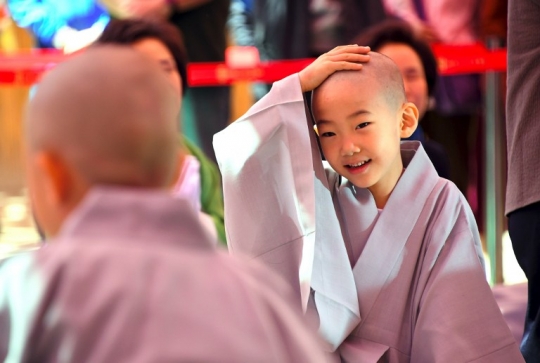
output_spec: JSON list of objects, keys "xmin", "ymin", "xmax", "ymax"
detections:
[
  {"xmin": 0, "ymin": 43, "xmax": 507, "ymax": 86},
  {"xmin": 431, "ymin": 43, "xmax": 506, "ymax": 75}
]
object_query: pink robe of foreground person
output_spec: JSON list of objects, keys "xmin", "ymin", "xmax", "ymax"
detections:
[
  {"xmin": 213, "ymin": 74, "xmax": 523, "ymax": 362},
  {"xmin": 0, "ymin": 187, "xmax": 326, "ymax": 362}
]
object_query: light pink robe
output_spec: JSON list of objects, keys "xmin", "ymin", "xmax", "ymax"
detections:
[
  {"xmin": 214, "ymin": 74, "xmax": 524, "ymax": 362},
  {"xmin": 0, "ymin": 187, "xmax": 327, "ymax": 363}
]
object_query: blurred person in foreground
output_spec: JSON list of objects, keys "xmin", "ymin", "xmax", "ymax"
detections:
[
  {"xmin": 0, "ymin": 46, "xmax": 326, "ymax": 363},
  {"xmin": 97, "ymin": 18, "xmax": 226, "ymax": 244}
]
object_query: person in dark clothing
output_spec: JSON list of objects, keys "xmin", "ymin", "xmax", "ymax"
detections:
[{"xmin": 506, "ymin": 0, "xmax": 540, "ymax": 361}]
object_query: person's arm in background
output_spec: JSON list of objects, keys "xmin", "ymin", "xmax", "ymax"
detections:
[{"xmin": 382, "ymin": 0, "xmax": 439, "ymax": 42}]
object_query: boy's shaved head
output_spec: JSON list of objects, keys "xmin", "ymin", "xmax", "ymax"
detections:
[
  {"xmin": 26, "ymin": 46, "xmax": 180, "ymax": 188},
  {"xmin": 314, "ymin": 52, "xmax": 406, "ymax": 111}
]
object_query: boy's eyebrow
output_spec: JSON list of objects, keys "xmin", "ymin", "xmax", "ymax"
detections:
[
  {"xmin": 348, "ymin": 109, "xmax": 372, "ymax": 118},
  {"xmin": 316, "ymin": 119, "xmax": 334, "ymax": 126},
  {"xmin": 316, "ymin": 109, "xmax": 372, "ymax": 126}
]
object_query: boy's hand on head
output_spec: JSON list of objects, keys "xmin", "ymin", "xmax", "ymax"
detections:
[{"xmin": 299, "ymin": 45, "xmax": 370, "ymax": 92}]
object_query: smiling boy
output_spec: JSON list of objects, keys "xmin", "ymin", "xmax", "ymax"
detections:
[
  {"xmin": 312, "ymin": 56, "xmax": 418, "ymax": 209},
  {"xmin": 214, "ymin": 47, "xmax": 523, "ymax": 362}
]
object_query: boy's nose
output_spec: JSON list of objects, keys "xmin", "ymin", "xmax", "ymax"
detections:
[{"xmin": 341, "ymin": 142, "xmax": 361, "ymax": 157}]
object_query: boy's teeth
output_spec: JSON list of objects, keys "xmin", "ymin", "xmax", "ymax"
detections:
[{"xmin": 350, "ymin": 160, "xmax": 367, "ymax": 167}]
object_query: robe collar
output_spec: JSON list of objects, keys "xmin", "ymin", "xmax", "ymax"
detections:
[
  {"xmin": 55, "ymin": 186, "xmax": 216, "ymax": 250},
  {"xmin": 351, "ymin": 141, "xmax": 440, "ymax": 319},
  {"xmin": 311, "ymin": 141, "xmax": 440, "ymax": 351}
]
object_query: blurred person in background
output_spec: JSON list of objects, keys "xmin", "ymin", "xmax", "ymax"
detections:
[
  {"xmin": 227, "ymin": 0, "xmax": 388, "ymax": 100},
  {"xmin": 103, "ymin": 0, "xmax": 231, "ymax": 163},
  {"xmin": 7, "ymin": 0, "xmax": 110, "ymax": 52},
  {"xmin": 354, "ymin": 20, "xmax": 450, "ymax": 179},
  {"xmin": 383, "ymin": 0, "xmax": 483, "ymax": 218},
  {"xmin": 0, "ymin": 46, "xmax": 327, "ymax": 362},
  {"xmin": 97, "ymin": 18, "xmax": 226, "ymax": 245}
]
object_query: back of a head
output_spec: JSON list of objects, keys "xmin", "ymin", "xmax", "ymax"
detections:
[
  {"xmin": 26, "ymin": 46, "xmax": 179, "ymax": 188},
  {"xmin": 354, "ymin": 20, "xmax": 438, "ymax": 97},
  {"xmin": 97, "ymin": 19, "xmax": 189, "ymax": 93},
  {"xmin": 314, "ymin": 52, "xmax": 406, "ymax": 110}
]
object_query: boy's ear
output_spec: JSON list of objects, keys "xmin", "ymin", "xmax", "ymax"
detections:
[{"xmin": 400, "ymin": 102, "xmax": 419, "ymax": 139}]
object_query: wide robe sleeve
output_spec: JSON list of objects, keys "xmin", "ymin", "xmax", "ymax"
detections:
[
  {"xmin": 213, "ymin": 74, "xmax": 316, "ymax": 306},
  {"xmin": 411, "ymin": 187, "xmax": 524, "ymax": 362}
]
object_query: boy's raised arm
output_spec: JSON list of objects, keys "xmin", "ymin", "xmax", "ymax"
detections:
[{"xmin": 213, "ymin": 45, "xmax": 370, "ymax": 309}]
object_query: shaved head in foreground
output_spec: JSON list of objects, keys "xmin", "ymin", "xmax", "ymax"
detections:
[{"xmin": 26, "ymin": 46, "xmax": 180, "ymax": 236}]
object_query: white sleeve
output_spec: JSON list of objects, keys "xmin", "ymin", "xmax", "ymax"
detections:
[{"xmin": 213, "ymin": 74, "xmax": 317, "ymax": 307}]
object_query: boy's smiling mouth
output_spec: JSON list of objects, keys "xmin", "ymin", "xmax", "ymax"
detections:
[{"xmin": 345, "ymin": 159, "xmax": 371, "ymax": 169}]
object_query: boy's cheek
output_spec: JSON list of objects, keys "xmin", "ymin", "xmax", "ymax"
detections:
[{"xmin": 319, "ymin": 142, "xmax": 333, "ymax": 158}]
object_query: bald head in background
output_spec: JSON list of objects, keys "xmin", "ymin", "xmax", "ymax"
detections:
[{"xmin": 25, "ymin": 46, "xmax": 180, "ymax": 236}]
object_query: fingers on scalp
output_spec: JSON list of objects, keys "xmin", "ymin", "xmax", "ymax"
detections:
[
  {"xmin": 328, "ymin": 53, "xmax": 368, "ymax": 63},
  {"xmin": 330, "ymin": 47, "xmax": 371, "ymax": 58},
  {"xmin": 344, "ymin": 53, "xmax": 369, "ymax": 61},
  {"xmin": 333, "ymin": 46, "xmax": 357, "ymax": 54},
  {"xmin": 330, "ymin": 45, "xmax": 359, "ymax": 54},
  {"xmin": 339, "ymin": 61, "xmax": 362, "ymax": 70}
]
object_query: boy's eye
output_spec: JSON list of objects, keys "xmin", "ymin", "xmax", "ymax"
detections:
[
  {"xmin": 356, "ymin": 122, "xmax": 370, "ymax": 129},
  {"xmin": 320, "ymin": 131, "xmax": 335, "ymax": 137}
]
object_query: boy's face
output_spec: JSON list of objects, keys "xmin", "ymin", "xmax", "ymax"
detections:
[{"xmin": 313, "ymin": 79, "xmax": 409, "ymax": 201}]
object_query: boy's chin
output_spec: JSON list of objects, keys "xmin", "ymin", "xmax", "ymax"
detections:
[
  {"xmin": 341, "ymin": 171, "xmax": 374, "ymax": 189},
  {"xmin": 350, "ymin": 178, "xmax": 374, "ymax": 190}
]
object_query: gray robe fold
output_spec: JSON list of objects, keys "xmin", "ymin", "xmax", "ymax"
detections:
[{"xmin": 214, "ymin": 74, "xmax": 523, "ymax": 362}]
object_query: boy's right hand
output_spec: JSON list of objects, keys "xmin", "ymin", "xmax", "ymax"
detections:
[{"xmin": 299, "ymin": 45, "xmax": 370, "ymax": 92}]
